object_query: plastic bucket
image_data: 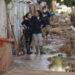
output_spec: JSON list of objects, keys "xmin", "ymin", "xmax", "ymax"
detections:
[{"xmin": 0, "ymin": 38, "xmax": 14, "ymax": 74}]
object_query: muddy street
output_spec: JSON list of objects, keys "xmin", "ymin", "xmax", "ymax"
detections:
[
  {"xmin": 10, "ymin": 33, "xmax": 67, "ymax": 71},
  {"xmin": 9, "ymin": 20, "xmax": 75, "ymax": 72},
  {"xmin": 0, "ymin": 0, "xmax": 75, "ymax": 74}
]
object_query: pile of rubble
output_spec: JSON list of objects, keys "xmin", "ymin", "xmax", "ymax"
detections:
[
  {"xmin": 48, "ymin": 13, "xmax": 74, "ymax": 57},
  {"xmin": 67, "ymin": 59, "xmax": 75, "ymax": 72}
]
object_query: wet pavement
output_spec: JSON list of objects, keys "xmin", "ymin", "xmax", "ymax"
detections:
[
  {"xmin": 11, "ymin": 53, "xmax": 67, "ymax": 71},
  {"xmin": 11, "ymin": 54, "xmax": 51, "ymax": 71},
  {"xmin": 43, "ymin": 34, "xmax": 66, "ymax": 54},
  {"xmin": 10, "ymin": 35, "xmax": 66, "ymax": 71}
]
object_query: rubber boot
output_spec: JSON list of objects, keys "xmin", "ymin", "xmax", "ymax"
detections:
[
  {"xmin": 26, "ymin": 42, "xmax": 32, "ymax": 55},
  {"xmin": 35, "ymin": 46, "xmax": 39, "ymax": 54},
  {"xmin": 39, "ymin": 46, "xmax": 45, "ymax": 54}
]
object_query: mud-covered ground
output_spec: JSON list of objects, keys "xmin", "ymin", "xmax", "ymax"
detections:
[{"xmin": 10, "ymin": 15, "xmax": 75, "ymax": 72}]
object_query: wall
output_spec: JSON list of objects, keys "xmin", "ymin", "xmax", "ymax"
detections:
[
  {"xmin": 0, "ymin": 0, "xmax": 7, "ymax": 38},
  {"xmin": 8, "ymin": 0, "xmax": 29, "ymax": 43}
]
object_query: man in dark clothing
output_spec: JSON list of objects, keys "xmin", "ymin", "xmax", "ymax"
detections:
[
  {"xmin": 42, "ymin": 6, "xmax": 50, "ymax": 26},
  {"xmin": 21, "ymin": 13, "xmax": 33, "ymax": 55},
  {"xmin": 37, "ymin": 0, "xmax": 41, "ymax": 5},
  {"xmin": 42, "ymin": 6, "xmax": 51, "ymax": 44}
]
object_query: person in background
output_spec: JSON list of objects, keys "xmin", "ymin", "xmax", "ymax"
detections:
[
  {"xmin": 55, "ymin": 11, "xmax": 60, "ymax": 23},
  {"xmin": 32, "ymin": 10, "xmax": 45, "ymax": 54},
  {"xmin": 49, "ymin": 9, "xmax": 55, "ymax": 17},
  {"xmin": 42, "ymin": 6, "xmax": 51, "ymax": 44},
  {"xmin": 37, "ymin": 0, "xmax": 42, "ymax": 5},
  {"xmin": 49, "ymin": 9, "xmax": 55, "ymax": 25},
  {"xmin": 26, "ymin": 0, "xmax": 34, "ymax": 4},
  {"xmin": 71, "ymin": 22, "xmax": 75, "ymax": 31},
  {"xmin": 21, "ymin": 13, "xmax": 33, "ymax": 55},
  {"xmin": 42, "ymin": 6, "xmax": 50, "ymax": 27}
]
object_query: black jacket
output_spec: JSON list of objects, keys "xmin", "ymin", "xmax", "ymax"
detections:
[
  {"xmin": 31, "ymin": 16, "xmax": 45, "ymax": 34},
  {"xmin": 42, "ymin": 11, "xmax": 50, "ymax": 26},
  {"xmin": 21, "ymin": 19, "xmax": 33, "ymax": 34}
]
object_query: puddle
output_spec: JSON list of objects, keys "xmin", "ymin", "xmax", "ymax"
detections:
[
  {"xmin": 48, "ymin": 55, "xmax": 68, "ymax": 72},
  {"xmin": 11, "ymin": 53, "xmax": 68, "ymax": 72}
]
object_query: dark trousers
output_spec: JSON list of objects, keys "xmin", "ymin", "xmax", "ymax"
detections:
[{"xmin": 23, "ymin": 29, "xmax": 32, "ymax": 53}]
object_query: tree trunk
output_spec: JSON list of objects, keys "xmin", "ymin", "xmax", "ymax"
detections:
[
  {"xmin": 52, "ymin": 0, "xmax": 57, "ymax": 13},
  {"xmin": 0, "ymin": 0, "xmax": 7, "ymax": 38}
]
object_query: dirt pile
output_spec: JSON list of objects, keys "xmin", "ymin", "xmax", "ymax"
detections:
[
  {"xmin": 60, "ymin": 40, "xmax": 72, "ymax": 56},
  {"xmin": 50, "ymin": 14, "xmax": 75, "ymax": 56},
  {"xmin": 67, "ymin": 59, "xmax": 75, "ymax": 72},
  {"xmin": 50, "ymin": 27, "xmax": 62, "ymax": 35}
]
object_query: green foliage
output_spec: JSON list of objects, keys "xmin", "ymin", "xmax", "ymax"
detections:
[
  {"xmin": 57, "ymin": 0, "xmax": 64, "ymax": 5},
  {"xmin": 42, "ymin": 0, "xmax": 75, "ymax": 8},
  {"xmin": 64, "ymin": 0, "xmax": 75, "ymax": 7},
  {"xmin": 60, "ymin": 12, "xmax": 65, "ymax": 14},
  {"xmin": 57, "ymin": 0, "xmax": 75, "ymax": 7},
  {"xmin": 5, "ymin": 0, "xmax": 12, "ymax": 4}
]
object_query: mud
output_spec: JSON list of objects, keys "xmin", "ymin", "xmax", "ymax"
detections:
[
  {"xmin": 9, "ymin": 14, "xmax": 75, "ymax": 72},
  {"xmin": 10, "ymin": 54, "xmax": 51, "ymax": 71}
]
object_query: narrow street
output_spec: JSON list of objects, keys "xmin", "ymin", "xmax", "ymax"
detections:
[
  {"xmin": 10, "ymin": 24, "xmax": 73, "ymax": 71},
  {"xmin": 4, "ymin": 20, "xmax": 75, "ymax": 74},
  {"xmin": 0, "ymin": 0, "xmax": 75, "ymax": 75}
]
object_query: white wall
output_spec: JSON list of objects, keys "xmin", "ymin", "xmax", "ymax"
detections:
[
  {"xmin": 0, "ymin": 0, "xmax": 7, "ymax": 38},
  {"xmin": 13, "ymin": 0, "xmax": 29, "ymax": 43}
]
